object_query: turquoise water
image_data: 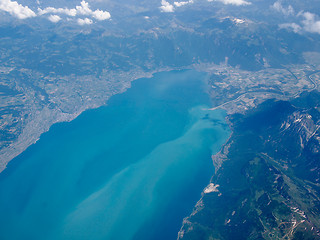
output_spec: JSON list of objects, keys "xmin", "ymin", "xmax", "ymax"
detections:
[{"xmin": 0, "ymin": 70, "xmax": 230, "ymax": 240}]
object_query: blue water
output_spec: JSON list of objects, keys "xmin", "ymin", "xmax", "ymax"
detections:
[{"xmin": 0, "ymin": 70, "xmax": 230, "ymax": 240}]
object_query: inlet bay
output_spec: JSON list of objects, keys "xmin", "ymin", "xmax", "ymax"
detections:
[{"xmin": 0, "ymin": 70, "xmax": 230, "ymax": 240}]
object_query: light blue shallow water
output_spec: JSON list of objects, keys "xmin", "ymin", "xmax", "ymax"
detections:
[{"xmin": 0, "ymin": 70, "xmax": 230, "ymax": 240}]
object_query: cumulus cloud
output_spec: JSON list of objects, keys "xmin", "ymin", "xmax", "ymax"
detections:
[
  {"xmin": 0, "ymin": 0, "xmax": 110, "ymax": 25},
  {"xmin": 280, "ymin": 11, "xmax": 320, "ymax": 35},
  {"xmin": 279, "ymin": 23, "xmax": 301, "ymax": 33},
  {"xmin": 160, "ymin": 0, "xmax": 174, "ymax": 12},
  {"xmin": 208, "ymin": 0, "xmax": 251, "ymax": 6},
  {"xmin": 300, "ymin": 12, "xmax": 320, "ymax": 34},
  {"xmin": 77, "ymin": 17, "xmax": 93, "ymax": 25},
  {"xmin": 174, "ymin": 0, "xmax": 193, "ymax": 7},
  {"xmin": 38, "ymin": 6, "xmax": 76, "ymax": 16},
  {"xmin": 38, "ymin": 1, "xmax": 111, "ymax": 21},
  {"xmin": 48, "ymin": 14, "xmax": 61, "ymax": 23},
  {"xmin": 272, "ymin": 1, "xmax": 294, "ymax": 16},
  {"xmin": 91, "ymin": 9, "xmax": 110, "ymax": 21},
  {"xmin": 0, "ymin": 0, "xmax": 36, "ymax": 19}
]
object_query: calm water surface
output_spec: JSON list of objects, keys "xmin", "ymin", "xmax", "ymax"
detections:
[{"xmin": 0, "ymin": 70, "xmax": 230, "ymax": 240}]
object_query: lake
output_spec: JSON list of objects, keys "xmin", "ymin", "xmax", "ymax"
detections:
[{"xmin": 0, "ymin": 70, "xmax": 230, "ymax": 240}]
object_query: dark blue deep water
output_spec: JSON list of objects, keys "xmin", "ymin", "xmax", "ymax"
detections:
[{"xmin": 0, "ymin": 70, "xmax": 230, "ymax": 240}]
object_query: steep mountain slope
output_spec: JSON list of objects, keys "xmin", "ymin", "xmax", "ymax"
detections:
[{"xmin": 179, "ymin": 91, "xmax": 320, "ymax": 240}]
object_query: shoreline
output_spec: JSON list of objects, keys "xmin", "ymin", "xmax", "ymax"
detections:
[
  {"xmin": 2, "ymin": 62, "xmax": 317, "ymax": 173},
  {"xmin": 0, "ymin": 66, "xmax": 190, "ymax": 174},
  {"xmin": 177, "ymin": 121, "xmax": 233, "ymax": 240},
  {"xmin": 0, "ymin": 67, "xmax": 226, "ymax": 240},
  {"xmin": 0, "ymin": 67, "xmax": 174, "ymax": 173}
]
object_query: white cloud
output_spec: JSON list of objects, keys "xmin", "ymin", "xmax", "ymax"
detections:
[
  {"xmin": 272, "ymin": 1, "xmax": 294, "ymax": 16},
  {"xmin": 279, "ymin": 11, "xmax": 320, "ymax": 35},
  {"xmin": 279, "ymin": 23, "xmax": 301, "ymax": 33},
  {"xmin": 91, "ymin": 9, "xmax": 110, "ymax": 20},
  {"xmin": 48, "ymin": 14, "xmax": 61, "ymax": 23},
  {"xmin": 208, "ymin": 0, "xmax": 251, "ymax": 6},
  {"xmin": 160, "ymin": 0, "xmax": 175, "ymax": 12},
  {"xmin": 38, "ymin": 7, "xmax": 77, "ymax": 17},
  {"xmin": 77, "ymin": 17, "xmax": 93, "ymax": 25},
  {"xmin": 0, "ymin": 0, "xmax": 36, "ymax": 19},
  {"xmin": 38, "ymin": 1, "xmax": 111, "ymax": 21},
  {"xmin": 174, "ymin": 0, "xmax": 193, "ymax": 7},
  {"xmin": 0, "ymin": 0, "xmax": 110, "ymax": 24},
  {"xmin": 174, "ymin": 1, "xmax": 187, "ymax": 7},
  {"xmin": 300, "ymin": 12, "xmax": 320, "ymax": 34}
]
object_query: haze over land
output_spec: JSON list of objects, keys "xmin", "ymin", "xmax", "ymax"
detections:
[
  {"xmin": 0, "ymin": 0, "xmax": 320, "ymax": 170},
  {"xmin": 0, "ymin": 0, "xmax": 320, "ymax": 239}
]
